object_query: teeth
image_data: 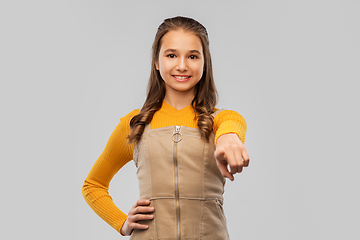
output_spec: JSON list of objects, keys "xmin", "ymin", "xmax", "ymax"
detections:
[{"xmin": 174, "ymin": 76, "xmax": 189, "ymax": 79}]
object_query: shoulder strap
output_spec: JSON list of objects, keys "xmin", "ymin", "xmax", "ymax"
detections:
[
  {"xmin": 144, "ymin": 123, "xmax": 151, "ymax": 132},
  {"xmin": 211, "ymin": 109, "xmax": 224, "ymax": 118}
]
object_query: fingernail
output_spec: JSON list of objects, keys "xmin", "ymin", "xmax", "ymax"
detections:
[{"xmin": 150, "ymin": 207, "xmax": 154, "ymax": 211}]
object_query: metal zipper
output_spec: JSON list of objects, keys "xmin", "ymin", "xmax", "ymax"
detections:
[{"xmin": 172, "ymin": 125, "xmax": 182, "ymax": 240}]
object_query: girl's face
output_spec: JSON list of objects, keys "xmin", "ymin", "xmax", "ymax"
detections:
[{"xmin": 156, "ymin": 29, "xmax": 204, "ymax": 99}]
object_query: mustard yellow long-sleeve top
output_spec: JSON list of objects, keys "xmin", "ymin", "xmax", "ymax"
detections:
[{"xmin": 82, "ymin": 101, "xmax": 247, "ymax": 234}]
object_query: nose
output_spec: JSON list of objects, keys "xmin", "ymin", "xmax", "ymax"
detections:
[{"xmin": 176, "ymin": 57, "xmax": 188, "ymax": 71}]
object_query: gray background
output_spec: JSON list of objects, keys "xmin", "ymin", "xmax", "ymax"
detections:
[{"xmin": 1, "ymin": 0, "xmax": 359, "ymax": 239}]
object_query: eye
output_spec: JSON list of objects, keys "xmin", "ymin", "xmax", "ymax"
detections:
[
  {"xmin": 167, "ymin": 54, "xmax": 176, "ymax": 58},
  {"xmin": 189, "ymin": 55, "xmax": 198, "ymax": 59}
]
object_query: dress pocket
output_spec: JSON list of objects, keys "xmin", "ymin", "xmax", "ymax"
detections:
[
  {"xmin": 215, "ymin": 199, "xmax": 227, "ymax": 230},
  {"xmin": 200, "ymin": 200, "xmax": 229, "ymax": 240}
]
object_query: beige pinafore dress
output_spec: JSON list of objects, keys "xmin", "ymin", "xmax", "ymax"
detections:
[{"xmin": 131, "ymin": 111, "xmax": 229, "ymax": 240}]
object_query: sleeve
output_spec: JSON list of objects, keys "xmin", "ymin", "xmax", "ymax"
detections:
[
  {"xmin": 213, "ymin": 110, "xmax": 247, "ymax": 145},
  {"xmin": 82, "ymin": 109, "xmax": 138, "ymax": 234}
]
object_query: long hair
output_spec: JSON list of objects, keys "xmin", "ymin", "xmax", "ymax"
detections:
[{"xmin": 128, "ymin": 16, "xmax": 218, "ymax": 144}]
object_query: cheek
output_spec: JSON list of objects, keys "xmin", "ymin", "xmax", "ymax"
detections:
[
  {"xmin": 159, "ymin": 59, "xmax": 171, "ymax": 74},
  {"xmin": 195, "ymin": 62, "xmax": 205, "ymax": 77}
]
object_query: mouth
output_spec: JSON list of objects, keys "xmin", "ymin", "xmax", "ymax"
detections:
[{"xmin": 172, "ymin": 75, "xmax": 191, "ymax": 82}]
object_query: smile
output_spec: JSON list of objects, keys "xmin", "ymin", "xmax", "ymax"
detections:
[{"xmin": 173, "ymin": 75, "xmax": 191, "ymax": 82}]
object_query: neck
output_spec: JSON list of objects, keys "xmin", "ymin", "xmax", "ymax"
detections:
[{"xmin": 164, "ymin": 90, "xmax": 195, "ymax": 110}]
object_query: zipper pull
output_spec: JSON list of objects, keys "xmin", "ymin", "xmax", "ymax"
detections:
[{"xmin": 172, "ymin": 125, "xmax": 182, "ymax": 143}]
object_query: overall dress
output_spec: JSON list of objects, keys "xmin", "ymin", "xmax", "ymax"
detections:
[{"xmin": 131, "ymin": 111, "xmax": 230, "ymax": 240}]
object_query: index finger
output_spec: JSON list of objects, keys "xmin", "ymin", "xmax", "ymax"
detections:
[
  {"xmin": 136, "ymin": 199, "xmax": 151, "ymax": 206},
  {"xmin": 242, "ymin": 149, "xmax": 250, "ymax": 167},
  {"xmin": 226, "ymin": 151, "xmax": 240, "ymax": 175}
]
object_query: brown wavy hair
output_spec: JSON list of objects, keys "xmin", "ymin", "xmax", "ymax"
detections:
[{"xmin": 128, "ymin": 16, "xmax": 218, "ymax": 144}]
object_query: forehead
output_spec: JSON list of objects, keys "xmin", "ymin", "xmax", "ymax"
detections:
[{"xmin": 160, "ymin": 29, "xmax": 203, "ymax": 53}]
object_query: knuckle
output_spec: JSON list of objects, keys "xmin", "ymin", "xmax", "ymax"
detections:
[
  {"xmin": 132, "ymin": 215, "xmax": 140, "ymax": 221},
  {"xmin": 128, "ymin": 216, "xmax": 135, "ymax": 223},
  {"xmin": 229, "ymin": 163, "xmax": 237, "ymax": 168}
]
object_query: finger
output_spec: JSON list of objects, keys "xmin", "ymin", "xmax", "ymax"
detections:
[
  {"xmin": 129, "ymin": 222, "xmax": 150, "ymax": 230},
  {"xmin": 234, "ymin": 147, "xmax": 245, "ymax": 173},
  {"xmin": 237, "ymin": 165, "xmax": 243, "ymax": 174},
  {"xmin": 131, "ymin": 206, "xmax": 155, "ymax": 215},
  {"xmin": 131, "ymin": 213, "xmax": 154, "ymax": 222},
  {"xmin": 135, "ymin": 199, "xmax": 151, "ymax": 206},
  {"xmin": 242, "ymin": 149, "xmax": 250, "ymax": 167},
  {"xmin": 227, "ymin": 151, "xmax": 239, "ymax": 175},
  {"xmin": 216, "ymin": 161, "xmax": 234, "ymax": 181}
]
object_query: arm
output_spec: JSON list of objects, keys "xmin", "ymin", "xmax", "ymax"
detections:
[
  {"xmin": 213, "ymin": 110, "xmax": 250, "ymax": 181},
  {"xmin": 82, "ymin": 110, "xmax": 137, "ymax": 233}
]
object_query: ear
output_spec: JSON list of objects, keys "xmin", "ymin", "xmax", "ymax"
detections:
[{"xmin": 155, "ymin": 61, "xmax": 159, "ymax": 70}]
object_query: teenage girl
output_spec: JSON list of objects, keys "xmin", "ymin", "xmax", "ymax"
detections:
[{"xmin": 82, "ymin": 16, "xmax": 250, "ymax": 239}]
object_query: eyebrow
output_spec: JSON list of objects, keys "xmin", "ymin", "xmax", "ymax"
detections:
[
  {"xmin": 189, "ymin": 50, "xmax": 201, "ymax": 54},
  {"xmin": 163, "ymin": 49, "xmax": 202, "ymax": 55}
]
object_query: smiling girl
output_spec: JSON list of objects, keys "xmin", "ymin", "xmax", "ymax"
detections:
[{"xmin": 82, "ymin": 16, "xmax": 249, "ymax": 239}]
